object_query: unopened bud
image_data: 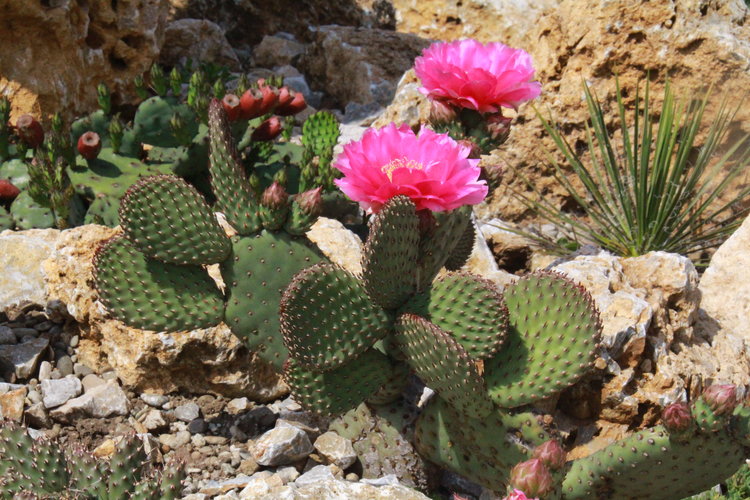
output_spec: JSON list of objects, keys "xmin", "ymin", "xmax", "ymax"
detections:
[
  {"xmin": 0, "ymin": 179, "xmax": 21, "ymax": 202},
  {"xmin": 662, "ymin": 402, "xmax": 693, "ymax": 433},
  {"xmin": 16, "ymin": 114, "xmax": 44, "ymax": 148},
  {"xmin": 429, "ymin": 99, "xmax": 458, "ymax": 124},
  {"xmin": 703, "ymin": 384, "xmax": 739, "ymax": 416},
  {"xmin": 486, "ymin": 113, "xmax": 513, "ymax": 141},
  {"xmin": 296, "ymin": 187, "xmax": 322, "ymax": 216},
  {"xmin": 509, "ymin": 459, "xmax": 554, "ymax": 497},
  {"xmin": 531, "ymin": 440, "xmax": 566, "ymax": 470},
  {"xmin": 261, "ymin": 181, "xmax": 289, "ymax": 209},
  {"xmin": 222, "ymin": 94, "xmax": 242, "ymax": 122},
  {"xmin": 251, "ymin": 116, "xmax": 283, "ymax": 142},
  {"xmin": 77, "ymin": 131, "xmax": 102, "ymax": 160},
  {"xmin": 276, "ymin": 90, "xmax": 307, "ymax": 116},
  {"xmin": 503, "ymin": 490, "xmax": 538, "ymax": 500}
]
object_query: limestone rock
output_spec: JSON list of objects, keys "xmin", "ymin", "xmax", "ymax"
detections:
[
  {"xmin": 314, "ymin": 432, "xmax": 357, "ymax": 469},
  {"xmin": 41, "ymin": 376, "xmax": 83, "ymax": 409},
  {"xmin": 0, "ymin": 386, "xmax": 26, "ymax": 421},
  {"xmin": 253, "ymin": 34, "xmax": 306, "ymax": 68},
  {"xmin": 253, "ymin": 426, "xmax": 314, "ymax": 466},
  {"xmin": 0, "ymin": 337, "xmax": 49, "ymax": 380},
  {"xmin": 49, "ymin": 380, "xmax": 129, "ymax": 422},
  {"xmin": 41, "ymin": 225, "xmax": 287, "ymax": 400},
  {"xmin": 306, "ymin": 217, "xmax": 363, "ymax": 275},
  {"xmin": 0, "ymin": 0, "xmax": 168, "ymax": 121},
  {"xmin": 160, "ymin": 18, "xmax": 239, "ymax": 69},
  {"xmin": 0, "ymin": 229, "xmax": 60, "ymax": 311}
]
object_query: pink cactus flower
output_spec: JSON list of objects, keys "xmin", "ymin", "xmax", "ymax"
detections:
[
  {"xmin": 503, "ymin": 489, "xmax": 539, "ymax": 500},
  {"xmin": 414, "ymin": 39, "xmax": 541, "ymax": 113},
  {"xmin": 703, "ymin": 384, "xmax": 739, "ymax": 416},
  {"xmin": 333, "ymin": 123, "xmax": 487, "ymax": 213},
  {"xmin": 509, "ymin": 458, "xmax": 554, "ymax": 497}
]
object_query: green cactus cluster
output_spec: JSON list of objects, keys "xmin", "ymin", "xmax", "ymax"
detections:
[
  {"xmin": 278, "ymin": 193, "xmax": 750, "ymax": 498},
  {"xmin": 0, "ymin": 421, "xmax": 184, "ymax": 499},
  {"xmin": 92, "ymin": 99, "xmax": 333, "ymax": 371}
]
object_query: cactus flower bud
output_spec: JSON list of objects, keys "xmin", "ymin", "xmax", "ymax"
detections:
[
  {"xmin": 662, "ymin": 402, "xmax": 693, "ymax": 432},
  {"xmin": 276, "ymin": 90, "xmax": 307, "ymax": 116},
  {"xmin": 509, "ymin": 459, "xmax": 553, "ymax": 497},
  {"xmin": 77, "ymin": 131, "xmax": 102, "ymax": 160},
  {"xmin": 0, "ymin": 179, "xmax": 21, "ymax": 202},
  {"xmin": 503, "ymin": 490, "xmax": 538, "ymax": 500},
  {"xmin": 16, "ymin": 114, "xmax": 44, "ymax": 148},
  {"xmin": 261, "ymin": 181, "xmax": 289, "ymax": 209},
  {"xmin": 296, "ymin": 187, "xmax": 322, "ymax": 216},
  {"xmin": 531, "ymin": 440, "xmax": 566, "ymax": 470},
  {"xmin": 429, "ymin": 99, "xmax": 458, "ymax": 124},
  {"xmin": 222, "ymin": 93, "xmax": 242, "ymax": 121},
  {"xmin": 486, "ymin": 113, "xmax": 513, "ymax": 141},
  {"xmin": 703, "ymin": 384, "xmax": 739, "ymax": 416},
  {"xmin": 251, "ymin": 116, "xmax": 283, "ymax": 142}
]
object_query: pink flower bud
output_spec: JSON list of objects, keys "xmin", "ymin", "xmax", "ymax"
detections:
[
  {"xmin": 457, "ymin": 139, "xmax": 481, "ymax": 159},
  {"xmin": 16, "ymin": 114, "xmax": 44, "ymax": 148},
  {"xmin": 251, "ymin": 116, "xmax": 283, "ymax": 142},
  {"xmin": 662, "ymin": 402, "xmax": 693, "ymax": 432},
  {"xmin": 261, "ymin": 181, "xmax": 288, "ymax": 209},
  {"xmin": 486, "ymin": 113, "xmax": 513, "ymax": 140},
  {"xmin": 77, "ymin": 131, "xmax": 102, "ymax": 160},
  {"xmin": 509, "ymin": 459, "xmax": 554, "ymax": 497},
  {"xmin": 503, "ymin": 489, "xmax": 538, "ymax": 500},
  {"xmin": 0, "ymin": 179, "xmax": 21, "ymax": 202},
  {"xmin": 296, "ymin": 187, "xmax": 322, "ymax": 216},
  {"xmin": 531, "ymin": 440, "xmax": 566, "ymax": 470},
  {"xmin": 703, "ymin": 384, "xmax": 739, "ymax": 416},
  {"xmin": 222, "ymin": 93, "xmax": 242, "ymax": 121},
  {"xmin": 276, "ymin": 91, "xmax": 307, "ymax": 116},
  {"xmin": 429, "ymin": 99, "xmax": 458, "ymax": 124},
  {"xmin": 240, "ymin": 88, "xmax": 264, "ymax": 120}
]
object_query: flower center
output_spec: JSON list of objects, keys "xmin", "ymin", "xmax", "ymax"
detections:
[{"xmin": 380, "ymin": 157, "xmax": 424, "ymax": 181}]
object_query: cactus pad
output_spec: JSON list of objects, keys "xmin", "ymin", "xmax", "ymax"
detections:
[
  {"xmin": 281, "ymin": 263, "xmax": 394, "ymax": 371},
  {"xmin": 484, "ymin": 271, "xmax": 601, "ymax": 407},
  {"xmin": 119, "ymin": 175, "xmax": 231, "ymax": 265},
  {"xmin": 444, "ymin": 217, "xmax": 476, "ymax": 271},
  {"xmin": 93, "ymin": 234, "xmax": 224, "ymax": 331},
  {"xmin": 417, "ymin": 206, "xmax": 472, "ymax": 290}
]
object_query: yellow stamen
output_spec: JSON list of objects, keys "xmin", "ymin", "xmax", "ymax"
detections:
[{"xmin": 380, "ymin": 157, "xmax": 424, "ymax": 181}]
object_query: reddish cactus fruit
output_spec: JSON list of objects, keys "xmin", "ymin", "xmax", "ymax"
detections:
[
  {"xmin": 531, "ymin": 440, "xmax": 567, "ymax": 470},
  {"xmin": 276, "ymin": 90, "xmax": 307, "ymax": 116},
  {"xmin": 509, "ymin": 459, "xmax": 554, "ymax": 497},
  {"xmin": 662, "ymin": 401, "xmax": 693, "ymax": 432},
  {"xmin": 261, "ymin": 181, "xmax": 289, "ymax": 209},
  {"xmin": 296, "ymin": 187, "xmax": 322, "ymax": 216},
  {"xmin": 276, "ymin": 87, "xmax": 294, "ymax": 109},
  {"xmin": 257, "ymin": 84, "xmax": 279, "ymax": 116},
  {"xmin": 240, "ymin": 88, "xmax": 264, "ymax": 120},
  {"xmin": 0, "ymin": 179, "xmax": 21, "ymax": 202},
  {"xmin": 77, "ymin": 131, "xmax": 102, "ymax": 160},
  {"xmin": 703, "ymin": 384, "xmax": 739, "ymax": 416},
  {"xmin": 222, "ymin": 93, "xmax": 242, "ymax": 121},
  {"xmin": 251, "ymin": 116, "xmax": 282, "ymax": 142},
  {"xmin": 16, "ymin": 114, "xmax": 44, "ymax": 148}
]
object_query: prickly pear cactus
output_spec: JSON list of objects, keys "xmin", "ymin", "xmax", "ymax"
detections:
[
  {"xmin": 0, "ymin": 421, "xmax": 184, "ymax": 498},
  {"xmin": 93, "ymin": 99, "xmax": 327, "ymax": 371}
]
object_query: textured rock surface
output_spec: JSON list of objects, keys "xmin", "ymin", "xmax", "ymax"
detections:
[
  {"xmin": 0, "ymin": 229, "xmax": 60, "ymax": 311},
  {"xmin": 252, "ymin": 426, "xmax": 314, "ymax": 466},
  {"xmin": 0, "ymin": 0, "xmax": 169, "ymax": 120},
  {"xmin": 41, "ymin": 225, "xmax": 287, "ymax": 399},
  {"xmin": 159, "ymin": 18, "xmax": 239, "ymax": 69}
]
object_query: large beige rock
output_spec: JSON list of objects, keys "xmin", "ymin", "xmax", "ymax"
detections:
[
  {"xmin": 41, "ymin": 225, "xmax": 286, "ymax": 400},
  {"xmin": 0, "ymin": 0, "xmax": 169, "ymax": 121},
  {"xmin": 0, "ymin": 229, "xmax": 60, "ymax": 311},
  {"xmin": 159, "ymin": 18, "xmax": 239, "ymax": 70}
]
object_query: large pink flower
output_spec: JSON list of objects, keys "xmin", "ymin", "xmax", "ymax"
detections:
[
  {"xmin": 333, "ymin": 123, "xmax": 487, "ymax": 213},
  {"xmin": 415, "ymin": 39, "xmax": 541, "ymax": 112}
]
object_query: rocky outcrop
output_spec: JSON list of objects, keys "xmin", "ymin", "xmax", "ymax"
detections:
[
  {"xmin": 0, "ymin": 0, "xmax": 169, "ymax": 121},
  {"xmin": 159, "ymin": 18, "xmax": 240, "ymax": 70},
  {"xmin": 0, "ymin": 229, "xmax": 60, "ymax": 311}
]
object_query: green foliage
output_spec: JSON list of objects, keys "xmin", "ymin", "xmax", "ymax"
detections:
[{"xmin": 514, "ymin": 80, "xmax": 750, "ymax": 259}]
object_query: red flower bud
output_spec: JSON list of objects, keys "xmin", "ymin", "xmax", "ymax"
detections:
[
  {"xmin": 703, "ymin": 384, "xmax": 739, "ymax": 416},
  {"xmin": 662, "ymin": 402, "xmax": 693, "ymax": 432},
  {"xmin": 509, "ymin": 459, "xmax": 554, "ymax": 497},
  {"xmin": 531, "ymin": 440, "xmax": 566, "ymax": 470},
  {"xmin": 0, "ymin": 179, "xmax": 21, "ymax": 202},
  {"xmin": 257, "ymin": 85, "xmax": 279, "ymax": 116},
  {"xmin": 429, "ymin": 99, "xmax": 458, "ymax": 124},
  {"xmin": 16, "ymin": 114, "xmax": 44, "ymax": 148},
  {"xmin": 261, "ymin": 181, "xmax": 288, "ymax": 209},
  {"xmin": 296, "ymin": 187, "xmax": 322, "ymax": 216},
  {"xmin": 222, "ymin": 93, "xmax": 242, "ymax": 121},
  {"xmin": 240, "ymin": 89, "xmax": 264, "ymax": 120},
  {"xmin": 251, "ymin": 116, "xmax": 283, "ymax": 142},
  {"xmin": 77, "ymin": 131, "xmax": 102, "ymax": 160},
  {"xmin": 276, "ymin": 90, "xmax": 307, "ymax": 116}
]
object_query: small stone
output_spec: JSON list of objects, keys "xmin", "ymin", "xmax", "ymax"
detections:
[
  {"xmin": 205, "ymin": 435, "xmax": 229, "ymax": 445},
  {"xmin": 49, "ymin": 381, "xmax": 129, "ymax": 421},
  {"xmin": 142, "ymin": 409, "xmax": 168, "ymax": 431},
  {"xmin": 69, "ymin": 335, "xmax": 79, "ymax": 348},
  {"xmin": 33, "ymin": 321, "xmax": 53, "ymax": 331},
  {"xmin": 26, "ymin": 388, "xmax": 41, "ymax": 404},
  {"xmin": 56, "ymin": 356, "xmax": 73, "ymax": 376},
  {"xmin": 81, "ymin": 374, "xmax": 105, "ymax": 392},
  {"xmin": 159, "ymin": 430, "xmax": 192, "ymax": 450},
  {"xmin": 73, "ymin": 363, "xmax": 94, "ymax": 377},
  {"xmin": 41, "ymin": 376, "xmax": 82, "ymax": 408},
  {"xmin": 38, "ymin": 361, "xmax": 53, "ymax": 381},
  {"xmin": 275, "ymin": 418, "xmax": 321, "ymax": 441},
  {"xmin": 226, "ymin": 397, "xmax": 252, "ymax": 414},
  {"xmin": 12, "ymin": 328, "xmax": 39, "ymax": 340},
  {"xmin": 0, "ymin": 337, "xmax": 49, "ymax": 379},
  {"xmin": 191, "ymin": 433, "xmax": 206, "ymax": 447},
  {"xmin": 141, "ymin": 393, "xmax": 169, "ymax": 407},
  {"xmin": 275, "ymin": 466, "xmax": 300, "ymax": 484},
  {"xmin": 295, "ymin": 464, "xmax": 336, "ymax": 485},
  {"xmin": 188, "ymin": 418, "xmax": 208, "ymax": 434},
  {"xmin": 101, "ymin": 370, "xmax": 118, "ymax": 382},
  {"xmin": 199, "ymin": 475, "xmax": 254, "ymax": 495},
  {"xmin": 93, "ymin": 439, "xmax": 116, "ymax": 458},
  {"xmin": 314, "ymin": 431, "xmax": 357, "ymax": 469},
  {"xmin": 0, "ymin": 382, "xmax": 24, "ymax": 394},
  {"xmin": 361, "ymin": 474, "xmax": 401, "ymax": 486},
  {"xmin": 0, "ymin": 326, "xmax": 15, "ymax": 345},
  {"xmin": 0, "ymin": 386, "xmax": 27, "ymax": 421},
  {"xmin": 25, "ymin": 401, "xmax": 50, "ymax": 428},
  {"xmin": 237, "ymin": 457, "xmax": 259, "ymax": 475},
  {"xmin": 345, "ymin": 472, "xmax": 359, "ymax": 481},
  {"xmin": 175, "ymin": 402, "xmax": 201, "ymax": 422},
  {"xmin": 253, "ymin": 426, "xmax": 314, "ymax": 466}
]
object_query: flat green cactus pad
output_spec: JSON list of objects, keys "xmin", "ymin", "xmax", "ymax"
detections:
[
  {"xmin": 222, "ymin": 230, "xmax": 325, "ymax": 371},
  {"xmin": 94, "ymin": 234, "xmax": 224, "ymax": 332},
  {"xmin": 444, "ymin": 217, "xmax": 476, "ymax": 271},
  {"xmin": 361, "ymin": 195, "xmax": 420, "ymax": 310},
  {"xmin": 417, "ymin": 206, "xmax": 472, "ymax": 290},
  {"xmin": 119, "ymin": 175, "xmax": 231, "ymax": 265},
  {"xmin": 415, "ymin": 396, "xmax": 548, "ymax": 492},
  {"xmin": 394, "ymin": 314, "xmax": 494, "ymax": 418},
  {"xmin": 0, "ymin": 158, "xmax": 31, "ymax": 189},
  {"xmin": 402, "ymin": 272, "xmax": 508, "ymax": 359},
  {"xmin": 484, "ymin": 271, "xmax": 601, "ymax": 407},
  {"xmin": 284, "ymin": 349, "xmax": 392, "ymax": 416},
  {"xmin": 562, "ymin": 425, "xmax": 745, "ymax": 499},
  {"xmin": 10, "ymin": 191, "xmax": 55, "ymax": 229},
  {"xmin": 280, "ymin": 263, "xmax": 394, "ymax": 371}
]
